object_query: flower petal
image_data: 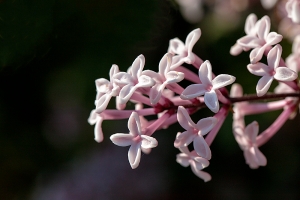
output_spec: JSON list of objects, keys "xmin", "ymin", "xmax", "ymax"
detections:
[
  {"xmin": 190, "ymin": 161, "xmax": 212, "ymax": 182},
  {"xmin": 204, "ymin": 90, "xmax": 219, "ymax": 113},
  {"xmin": 136, "ymin": 75, "xmax": 155, "ymax": 88},
  {"xmin": 253, "ymin": 147, "xmax": 267, "ymax": 166},
  {"xmin": 212, "ymin": 74, "xmax": 236, "ymax": 90},
  {"xmin": 274, "ymin": 67, "xmax": 298, "ymax": 81},
  {"xmin": 176, "ymin": 153, "xmax": 190, "ymax": 167},
  {"xmin": 95, "ymin": 78, "xmax": 110, "ymax": 93},
  {"xmin": 193, "ymin": 136, "xmax": 211, "ymax": 160},
  {"xmin": 88, "ymin": 110, "xmax": 98, "ymax": 125},
  {"xmin": 165, "ymin": 71, "xmax": 185, "ymax": 84},
  {"xmin": 94, "ymin": 116, "xmax": 104, "ymax": 143},
  {"xmin": 177, "ymin": 106, "xmax": 197, "ymax": 130},
  {"xmin": 95, "ymin": 93, "xmax": 112, "ymax": 113},
  {"xmin": 196, "ymin": 117, "xmax": 217, "ymax": 136},
  {"xmin": 265, "ymin": 32, "xmax": 283, "ymax": 46},
  {"xmin": 247, "ymin": 63, "xmax": 270, "ymax": 76},
  {"xmin": 267, "ymin": 44, "xmax": 282, "ymax": 70},
  {"xmin": 174, "ymin": 130, "xmax": 195, "ymax": 147},
  {"xmin": 110, "ymin": 133, "xmax": 134, "ymax": 146},
  {"xmin": 128, "ymin": 143, "xmax": 142, "ymax": 169},
  {"xmin": 237, "ymin": 35, "xmax": 263, "ymax": 48},
  {"xmin": 256, "ymin": 75, "xmax": 273, "ymax": 96},
  {"xmin": 244, "ymin": 121, "xmax": 259, "ymax": 143},
  {"xmin": 168, "ymin": 38, "xmax": 185, "ymax": 55},
  {"xmin": 180, "ymin": 84, "xmax": 207, "ymax": 100},
  {"xmin": 250, "ymin": 46, "xmax": 266, "ymax": 64},
  {"xmin": 113, "ymin": 72, "xmax": 134, "ymax": 86},
  {"xmin": 149, "ymin": 83, "xmax": 163, "ymax": 105},
  {"xmin": 131, "ymin": 55, "xmax": 145, "ymax": 79},
  {"xmin": 109, "ymin": 64, "xmax": 119, "ymax": 80},
  {"xmin": 193, "ymin": 156, "xmax": 210, "ymax": 170},
  {"xmin": 256, "ymin": 16, "xmax": 270, "ymax": 40},
  {"xmin": 199, "ymin": 60, "xmax": 212, "ymax": 85},
  {"xmin": 118, "ymin": 84, "xmax": 135, "ymax": 104},
  {"xmin": 128, "ymin": 112, "xmax": 142, "ymax": 136},
  {"xmin": 141, "ymin": 135, "xmax": 158, "ymax": 149},
  {"xmin": 245, "ymin": 13, "xmax": 257, "ymax": 35}
]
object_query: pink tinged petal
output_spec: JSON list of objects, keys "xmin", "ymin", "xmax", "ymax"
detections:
[
  {"xmin": 286, "ymin": 1, "xmax": 293, "ymax": 18},
  {"xmin": 212, "ymin": 74, "xmax": 236, "ymax": 90},
  {"xmin": 180, "ymin": 84, "xmax": 207, "ymax": 100},
  {"xmin": 245, "ymin": 13, "xmax": 257, "ymax": 35},
  {"xmin": 237, "ymin": 36, "xmax": 263, "ymax": 48},
  {"xmin": 193, "ymin": 136, "xmax": 211, "ymax": 160},
  {"xmin": 95, "ymin": 78, "xmax": 111, "ymax": 93},
  {"xmin": 170, "ymin": 55, "xmax": 184, "ymax": 70},
  {"xmin": 267, "ymin": 44, "xmax": 282, "ymax": 69},
  {"xmin": 274, "ymin": 67, "xmax": 298, "ymax": 81},
  {"xmin": 190, "ymin": 161, "xmax": 212, "ymax": 182},
  {"xmin": 256, "ymin": 16, "xmax": 271, "ymax": 40},
  {"xmin": 110, "ymin": 133, "xmax": 134, "ymax": 146},
  {"xmin": 174, "ymin": 131, "xmax": 195, "ymax": 147},
  {"xmin": 159, "ymin": 53, "xmax": 172, "ymax": 77},
  {"xmin": 196, "ymin": 117, "xmax": 217, "ymax": 136},
  {"xmin": 265, "ymin": 32, "xmax": 283, "ymax": 46},
  {"xmin": 142, "ymin": 70, "xmax": 161, "ymax": 82},
  {"xmin": 150, "ymin": 83, "xmax": 163, "ymax": 105},
  {"xmin": 113, "ymin": 72, "xmax": 134, "ymax": 85},
  {"xmin": 136, "ymin": 75, "xmax": 155, "ymax": 88},
  {"xmin": 256, "ymin": 75, "xmax": 274, "ymax": 97},
  {"xmin": 176, "ymin": 153, "xmax": 190, "ymax": 167},
  {"xmin": 247, "ymin": 63, "xmax": 270, "ymax": 76},
  {"xmin": 88, "ymin": 110, "xmax": 98, "ymax": 125},
  {"xmin": 118, "ymin": 84, "xmax": 135, "ymax": 104},
  {"xmin": 95, "ymin": 94, "xmax": 112, "ymax": 113},
  {"xmin": 204, "ymin": 90, "xmax": 219, "ymax": 113},
  {"xmin": 128, "ymin": 112, "xmax": 142, "ymax": 137},
  {"xmin": 141, "ymin": 135, "xmax": 158, "ymax": 149},
  {"xmin": 165, "ymin": 71, "xmax": 185, "ymax": 84},
  {"xmin": 109, "ymin": 64, "xmax": 119, "ymax": 80},
  {"xmin": 141, "ymin": 147, "xmax": 151, "ymax": 154},
  {"xmin": 292, "ymin": 35, "xmax": 300, "ymax": 54},
  {"xmin": 250, "ymin": 46, "xmax": 266, "ymax": 64},
  {"xmin": 131, "ymin": 55, "xmax": 145, "ymax": 79},
  {"xmin": 244, "ymin": 148, "xmax": 259, "ymax": 169},
  {"xmin": 177, "ymin": 106, "xmax": 196, "ymax": 130},
  {"xmin": 230, "ymin": 43, "xmax": 243, "ymax": 56},
  {"xmin": 168, "ymin": 38, "xmax": 185, "ymax": 55},
  {"xmin": 244, "ymin": 121, "xmax": 259, "ymax": 143},
  {"xmin": 185, "ymin": 28, "xmax": 201, "ymax": 63},
  {"xmin": 199, "ymin": 60, "xmax": 212, "ymax": 85},
  {"xmin": 128, "ymin": 143, "xmax": 142, "ymax": 169},
  {"xmin": 116, "ymin": 96, "xmax": 126, "ymax": 110},
  {"xmin": 94, "ymin": 117, "xmax": 104, "ymax": 142},
  {"xmin": 193, "ymin": 156, "xmax": 210, "ymax": 169},
  {"xmin": 253, "ymin": 147, "xmax": 267, "ymax": 166}
]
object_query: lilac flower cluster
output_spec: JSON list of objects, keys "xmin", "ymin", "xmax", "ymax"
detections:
[{"xmin": 89, "ymin": 12, "xmax": 300, "ymax": 182}]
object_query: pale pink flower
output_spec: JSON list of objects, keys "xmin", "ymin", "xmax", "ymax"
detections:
[
  {"xmin": 113, "ymin": 55, "xmax": 155, "ymax": 104},
  {"xmin": 95, "ymin": 64, "xmax": 120, "ymax": 113},
  {"xmin": 176, "ymin": 146, "xmax": 211, "ymax": 182},
  {"xmin": 237, "ymin": 15, "xmax": 283, "ymax": 63},
  {"xmin": 168, "ymin": 28, "xmax": 201, "ymax": 69},
  {"xmin": 143, "ymin": 53, "xmax": 184, "ymax": 105},
  {"xmin": 233, "ymin": 121, "xmax": 267, "ymax": 169},
  {"xmin": 110, "ymin": 112, "xmax": 158, "ymax": 169},
  {"xmin": 88, "ymin": 109, "xmax": 104, "ymax": 143},
  {"xmin": 247, "ymin": 44, "xmax": 298, "ymax": 96},
  {"xmin": 181, "ymin": 60, "xmax": 236, "ymax": 113},
  {"xmin": 174, "ymin": 106, "xmax": 217, "ymax": 159},
  {"xmin": 230, "ymin": 13, "xmax": 258, "ymax": 55},
  {"xmin": 286, "ymin": 0, "xmax": 300, "ymax": 24}
]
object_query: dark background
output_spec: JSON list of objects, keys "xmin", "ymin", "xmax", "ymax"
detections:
[{"xmin": 1, "ymin": 0, "xmax": 300, "ymax": 199}]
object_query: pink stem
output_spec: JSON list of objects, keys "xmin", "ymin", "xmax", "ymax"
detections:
[
  {"xmin": 102, "ymin": 108, "xmax": 156, "ymax": 120},
  {"xmin": 130, "ymin": 92, "xmax": 152, "ymax": 106},
  {"xmin": 166, "ymin": 83, "xmax": 184, "ymax": 95},
  {"xmin": 205, "ymin": 106, "xmax": 229, "ymax": 146},
  {"xmin": 192, "ymin": 54, "xmax": 203, "ymax": 69},
  {"xmin": 256, "ymin": 102, "xmax": 297, "ymax": 146},
  {"xmin": 242, "ymin": 99, "xmax": 290, "ymax": 116},
  {"xmin": 177, "ymin": 66, "xmax": 201, "ymax": 84},
  {"xmin": 145, "ymin": 111, "xmax": 172, "ymax": 136}
]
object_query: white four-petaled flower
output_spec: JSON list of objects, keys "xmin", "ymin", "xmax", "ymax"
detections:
[
  {"xmin": 113, "ymin": 55, "xmax": 155, "ymax": 105},
  {"xmin": 174, "ymin": 106, "xmax": 217, "ymax": 159},
  {"xmin": 143, "ymin": 53, "xmax": 185, "ymax": 105},
  {"xmin": 168, "ymin": 28, "xmax": 201, "ymax": 69},
  {"xmin": 176, "ymin": 146, "xmax": 211, "ymax": 182},
  {"xmin": 110, "ymin": 112, "xmax": 158, "ymax": 169},
  {"xmin": 247, "ymin": 44, "xmax": 298, "ymax": 97},
  {"xmin": 181, "ymin": 60, "xmax": 236, "ymax": 113},
  {"xmin": 233, "ymin": 121, "xmax": 267, "ymax": 169}
]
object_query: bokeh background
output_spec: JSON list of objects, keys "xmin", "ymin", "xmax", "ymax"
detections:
[{"xmin": 1, "ymin": 0, "xmax": 300, "ymax": 199}]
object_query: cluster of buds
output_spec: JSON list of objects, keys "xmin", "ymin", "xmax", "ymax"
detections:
[{"xmin": 88, "ymin": 12, "xmax": 300, "ymax": 182}]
